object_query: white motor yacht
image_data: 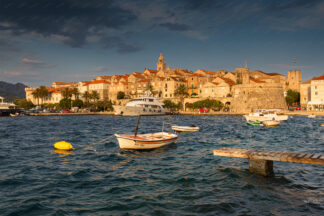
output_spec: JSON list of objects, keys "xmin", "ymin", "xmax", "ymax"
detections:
[
  {"xmin": 0, "ymin": 96, "xmax": 17, "ymax": 116},
  {"xmin": 244, "ymin": 109, "xmax": 288, "ymax": 122},
  {"xmin": 114, "ymin": 96, "xmax": 168, "ymax": 116}
]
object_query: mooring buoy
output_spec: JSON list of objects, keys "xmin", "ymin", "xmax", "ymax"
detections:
[{"xmin": 54, "ymin": 141, "xmax": 74, "ymax": 151}]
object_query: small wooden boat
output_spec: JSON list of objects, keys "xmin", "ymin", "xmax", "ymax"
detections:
[
  {"xmin": 263, "ymin": 120, "xmax": 280, "ymax": 127},
  {"xmin": 114, "ymin": 115, "xmax": 177, "ymax": 149},
  {"xmin": 171, "ymin": 125, "xmax": 199, "ymax": 132},
  {"xmin": 247, "ymin": 120, "xmax": 263, "ymax": 126},
  {"xmin": 115, "ymin": 132, "xmax": 178, "ymax": 149},
  {"xmin": 321, "ymin": 123, "xmax": 324, "ymax": 127},
  {"xmin": 308, "ymin": 114, "xmax": 316, "ymax": 118}
]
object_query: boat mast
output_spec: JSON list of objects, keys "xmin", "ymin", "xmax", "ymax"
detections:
[{"xmin": 134, "ymin": 115, "xmax": 141, "ymax": 137}]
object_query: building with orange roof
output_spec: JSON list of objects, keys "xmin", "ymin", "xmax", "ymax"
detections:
[{"xmin": 304, "ymin": 74, "xmax": 324, "ymax": 110}]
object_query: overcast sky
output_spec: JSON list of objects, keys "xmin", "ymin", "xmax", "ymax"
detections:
[{"xmin": 0, "ymin": 0, "xmax": 324, "ymax": 86}]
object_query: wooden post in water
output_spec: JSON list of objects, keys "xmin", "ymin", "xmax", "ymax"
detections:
[
  {"xmin": 134, "ymin": 115, "xmax": 141, "ymax": 137},
  {"xmin": 213, "ymin": 148, "xmax": 324, "ymax": 176},
  {"xmin": 249, "ymin": 159, "xmax": 274, "ymax": 176}
]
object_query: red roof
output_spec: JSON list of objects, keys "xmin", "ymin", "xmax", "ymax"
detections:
[
  {"xmin": 139, "ymin": 79, "xmax": 151, "ymax": 83},
  {"xmin": 250, "ymin": 78, "xmax": 266, "ymax": 83},
  {"xmin": 312, "ymin": 75, "xmax": 324, "ymax": 80},
  {"xmin": 217, "ymin": 77, "xmax": 235, "ymax": 85},
  {"xmin": 86, "ymin": 80, "xmax": 110, "ymax": 85},
  {"xmin": 146, "ymin": 69, "xmax": 158, "ymax": 73}
]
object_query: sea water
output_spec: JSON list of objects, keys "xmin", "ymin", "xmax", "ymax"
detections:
[{"xmin": 0, "ymin": 115, "xmax": 323, "ymax": 215}]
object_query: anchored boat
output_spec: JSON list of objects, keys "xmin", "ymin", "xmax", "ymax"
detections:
[
  {"xmin": 114, "ymin": 115, "xmax": 178, "ymax": 149},
  {"xmin": 114, "ymin": 96, "xmax": 168, "ymax": 116},
  {"xmin": 171, "ymin": 125, "xmax": 199, "ymax": 132},
  {"xmin": 244, "ymin": 109, "xmax": 288, "ymax": 122}
]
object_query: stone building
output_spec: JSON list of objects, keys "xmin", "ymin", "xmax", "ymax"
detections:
[
  {"xmin": 230, "ymin": 83, "xmax": 287, "ymax": 113},
  {"xmin": 287, "ymin": 70, "xmax": 302, "ymax": 92},
  {"xmin": 235, "ymin": 68, "xmax": 250, "ymax": 84}
]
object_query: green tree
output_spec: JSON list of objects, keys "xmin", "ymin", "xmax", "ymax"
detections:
[
  {"xmin": 71, "ymin": 88, "xmax": 80, "ymax": 100},
  {"xmin": 117, "ymin": 91, "xmax": 125, "ymax": 99},
  {"xmin": 14, "ymin": 99, "xmax": 34, "ymax": 110},
  {"xmin": 145, "ymin": 82, "xmax": 154, "ymax": 95},
  {"xmin": 38, "ymin": 86, "xmax": 49, "ymax": 105},
  {"xmin": 97, "ymin": 100, "xmax": 114, "ymax": 112},
  {"xmin": 72, "ymin": 99, "xmax": 83, "ymax": 108},
  {"xmin": 32, "ymin": 88, "xmax": 41, "ymax": 105},
  {"xmin": 91, "ymin": 90, "xmax": 100, "ymax": 103},
  {"xmin": 163, "ymin": 99, "xmax": 180, "ymax": 111},
  {"xmin": 59, "ymin": 98, "xmax": 72, "ymax": 109},
  {"xmin": 192, "ymin": 99, "xmax": 224, "ymax": 110},
  {"xmin": 285, "ymin": 89, "xmax": 300, "ymax": 107},
  {"xmin": 83, "ymin": 91, "xmax": 91, "ymax": 103},
  {"xmin": 62, "ymin": 88, "xmax": 72, "ymax": 99},
  {"xmin": 174, "ymin": 84, "xmax": 189, "ymax": 110}
]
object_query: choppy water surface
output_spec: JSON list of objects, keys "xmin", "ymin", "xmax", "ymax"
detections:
[{"xmin": 0, "ymin": 115, "xmax": 323, "ymax": 215}]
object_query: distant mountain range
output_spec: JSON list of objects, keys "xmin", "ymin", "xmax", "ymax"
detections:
[{"xmin": 0, "ymin": 81, "xmax": 28, "ymax": 100}]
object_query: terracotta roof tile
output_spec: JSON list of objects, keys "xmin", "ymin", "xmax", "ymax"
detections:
[
  {"xmin": 312, "ymin": 75, "xmax": 324, "ymax": 80},
  {"xmin": 250, "ymin": 78, "xmax": 266, "ymax": 83}
]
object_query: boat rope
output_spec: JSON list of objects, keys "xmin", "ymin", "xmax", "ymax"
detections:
[{"xmin": 76, "ymin": 135, "xmax": 115, "ymax": 150}]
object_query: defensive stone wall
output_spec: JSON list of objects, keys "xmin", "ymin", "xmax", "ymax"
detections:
[{"xmin": 230, "ymin": 83, "xmax": 287, "ymax": 113}]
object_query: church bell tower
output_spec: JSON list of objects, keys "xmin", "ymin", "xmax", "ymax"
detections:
[{"xmin": 157, "ymin": 52, "xmax": 166, "ymax": 72}]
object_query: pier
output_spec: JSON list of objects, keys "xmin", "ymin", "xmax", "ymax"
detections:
[{"xmin": 213, "ymin": 148, "xmax": 324, "ymax": 176}]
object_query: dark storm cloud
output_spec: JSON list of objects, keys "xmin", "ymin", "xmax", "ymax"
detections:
[
  {"xmin": 159, "ymin": 22, "xmax": 190, "ymax": 32},
  {"xmin": 265, "ymin": 0, "xmax": 323, "ymax": 10},
  {"xmin": 182, "ymin": 0, "xmax": 226, "ymax": 11},
  {"xmin": 0, "ymin": 0, "xmax": 138, "ymax": 51},
  {"xmin": 99, "ymin": 36, "xmax": 142, "ymax": 54}
]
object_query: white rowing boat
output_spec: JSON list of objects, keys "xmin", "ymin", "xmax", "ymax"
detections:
[
  {"xmin": 171, "ymin": 125, "xmax": 199, "ymax": 132},
  {"xmin": 115, "ymin": 132, "xmax": 178, "ymax": 149}
]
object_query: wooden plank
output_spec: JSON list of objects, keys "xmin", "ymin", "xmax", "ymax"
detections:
[
  {"xmin": 312, "ymin": 154, "xmax": 321, "ymax": 159},
  {"xmin": 304, "ymin": 154, "xmax": 314, "ymax": 159},
  {"xmin": 212, "ymin": 148, "xmax": 324, "ymax": 165}
]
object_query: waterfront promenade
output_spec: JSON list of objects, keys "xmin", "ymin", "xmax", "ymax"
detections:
[{"xmin": 27, "ymin": 110, "xmax": 324, "ymax": 116}]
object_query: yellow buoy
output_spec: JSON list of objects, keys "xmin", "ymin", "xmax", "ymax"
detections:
[{"xmin": 54, "ymin": 141, "xmax": 74, "ymax": 150}]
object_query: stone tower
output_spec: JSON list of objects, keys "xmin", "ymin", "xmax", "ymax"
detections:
[
  {"xmin": 287, "ymin": 70, "xmax": 302, "ymax": 92},
  {"xmin": 235, "ymin": 67, "xmax": 250, "ymax": 84},
  {"xmin": 157, "ymin": 52, "xmax": 166, "ymax": 72}
]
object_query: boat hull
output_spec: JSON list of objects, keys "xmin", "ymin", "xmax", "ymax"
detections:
[
  {"xmin": 244, "ymin": 115, "xmax": 288, "ymax": 122},
  {"xmin": 171, "ymin": 126, "xmax": 199, "ymax": 132},
  {"xmin": 114, "ymin": 106, "xmax": 167, "ymax": 116},
  {"xmin": 115, "ymin": 132, "xmax": 177, "ymax": 149},
  {"xmin": 263, "ymin": 120, "xmax": 280, "ymax": 127}
]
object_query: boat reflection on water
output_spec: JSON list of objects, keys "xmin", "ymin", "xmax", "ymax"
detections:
[{"xmin": 117, "ymin": 144, "xmax": 177, "ymax": 158}]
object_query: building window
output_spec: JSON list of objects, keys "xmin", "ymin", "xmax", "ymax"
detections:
[
  {"xmin": 315, "ymin": 92, "xmax": 318, "ymax": 95},
  {"xmin": 165, "ymin": 94, "xmax": 167, "ymax": 97},
  {"xmin": 192, "ymin": 78, "xmax": 194, "ymax": 80},
  {"xmin": 170, "ymin": 94, "xmax": 172, "ymax": 97},
  {"xmin": 315, "ymin": 86, "xmax": 317, "ymax": 89}
]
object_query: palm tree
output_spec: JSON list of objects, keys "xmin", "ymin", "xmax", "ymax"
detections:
[
  {"xmin": 145, "ymin": 82, "xmax": 154, "ymax": 96},
  {"xmin": 38, "ymin": 86, "xmax": 49, "ymax": 105},
  {"xmin": 90, "ymin": 90, "xmax": 100, "ymax": 103},
  {"xmin": 61, "ymin": 88, "xmax": 72, "ymax": 99},
  {"xmin": 32, "ymin": 88, "xmax": 41, "ymax": 106},
  {"xmin": 83, "ymin": 91, "xmax": 91, "ymax": 103},
  {"xmin": 174, "ymin": 84, "xmax": 189, "ymax": 111},
  {"xmin": 71, "ymin": 88, "xmax": 80, "ymax": 100}
]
